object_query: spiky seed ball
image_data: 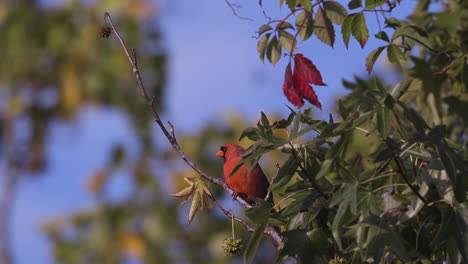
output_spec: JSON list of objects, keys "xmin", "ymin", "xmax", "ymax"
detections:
[
  {"xmin": 222, "ymin": 237, "xmax": 243, "ymax": 256},
  {"xmin": 100, "ymin": 26, "xmax": 113, "ymax": 38}
]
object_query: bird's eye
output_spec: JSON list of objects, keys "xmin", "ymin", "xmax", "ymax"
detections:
[{"xmin": 220, "ymin": 146, "xmax": 227, "ymax": 152}]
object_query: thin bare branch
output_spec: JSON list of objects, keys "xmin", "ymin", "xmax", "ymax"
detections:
[
  {"xmin": 103, "ymin": 12, "xmax": 283, "ymax": 247},
  {"xmin": 224, "ymin": 0, "xmax": 253, "ymax": 21}
]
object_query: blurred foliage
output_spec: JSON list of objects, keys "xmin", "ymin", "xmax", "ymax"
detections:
[{"xmin": 0, "ymin": 0, "xmax": 166, "ymax": 155}]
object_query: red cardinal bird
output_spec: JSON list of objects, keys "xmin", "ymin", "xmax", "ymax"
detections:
[{"xmin": 216, "ymin": 144, "xmax": 271, "ymax": 203}]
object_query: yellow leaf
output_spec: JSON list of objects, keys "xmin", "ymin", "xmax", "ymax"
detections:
[
  {"xmin": 59, "ymin": 63, "xmax": 81, "ymax": 117},
  {"xmin": 188, "ymin": 191, "xmax": 201, "ymax": 224},
  {"xmin": 120, "ymin": 233, "xmax": 145, "ymax": 260},
  {"xmin": 170, "ymin": 185, "xmax": 195, "ymax": 198}
]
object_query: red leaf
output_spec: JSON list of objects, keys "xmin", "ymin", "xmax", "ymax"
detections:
[
  {"xmin": 283, "ymin": 63, "xmax": 304, "ymax": 108},
  {"xmin": 293, "ymin": 70, "xmax": 322, "ymax": 109},
  {"xmin": 294, "ymin": 53, "xmax": 327, "ymax": 86}
]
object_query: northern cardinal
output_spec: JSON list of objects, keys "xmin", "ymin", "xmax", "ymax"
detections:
[{"xmin": 216, "ymin": 144, "xmax": 271, "ymax": 203}]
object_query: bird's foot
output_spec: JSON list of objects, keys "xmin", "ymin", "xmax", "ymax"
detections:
[{"xmin": 231, "ymin": 191, "xmax": 239, "ymax": 201}]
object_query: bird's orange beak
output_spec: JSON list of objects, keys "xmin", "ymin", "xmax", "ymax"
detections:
[{"xmin": 215, "ymin": 150, "xmax": 224, "ymax": 157}]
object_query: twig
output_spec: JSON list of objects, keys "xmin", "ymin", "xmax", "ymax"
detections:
[
  {"xmin": 208, "ymin": 192, "xmax": 282, "ymax": 246},
  {"xmin": 103, "ymin": 12, "xmax": 283, "ymax": 246},
  {"xmin": 208, "ymin": 193, "xmax": 254, "ymax": 232},
  {"xmin": 383, "ymin": 139, "xmax": 429, "ymax": 206},
  {"xmin": 433, "ymin": 52, "xmax": 467, "ymax": 75},
  {"xmin": 363, "ymin": 8, "xmax": 393, "ymax": 12},
  {"xmin": 224, "ymin": 0, "xmax": 253, "ymax": 21}
]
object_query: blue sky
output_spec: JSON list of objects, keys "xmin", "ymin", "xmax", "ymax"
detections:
[{"xmin": 12, "ymin": 0, "xmax": 417, "ymax": 263}]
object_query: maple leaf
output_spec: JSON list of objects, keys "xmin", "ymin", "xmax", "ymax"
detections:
[
  {"xmin": 293, "ymin": 70, "xmax": 322, "ymax": 109},
  {"xmin": 171, "ymin": 176, "xmax": 212, "ymax": 224},
  {"xmin": 294, "ymin": 53, "xmax": 327, "ymax": 86},
  {"xmin": 283, "ymin": 63, "xmax": 304, "ymax": 108},
  {"xmin": 282, "ymin": 54, "xmax": 325, "ymax": 109}
]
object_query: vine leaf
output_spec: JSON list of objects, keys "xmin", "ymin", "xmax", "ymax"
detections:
[
  {"xmin": 323, "ymin": 1, "xmax": 348, "ymax": 25},
  {"xmin": 313, "ymin": 7, "xmax": 335, "ymax": 47},
  {"xmin": 352, "ymin": 13, "xmax": 369, "ymax": 48},
  {"xmin": 267, "ymin": 36, "xmax": 282, "ymax": 66},
  {"xmin": 366, "ymin": 46, "xmax": 386, "ymax": 73},
  {"xmin": 341, "ymin": 14, "xmax": 355, "ymax": 48}
]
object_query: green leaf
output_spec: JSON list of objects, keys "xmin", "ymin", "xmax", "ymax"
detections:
[
  {"xmin": 351, "ymin": 13, "xmax": 369, "ymax": 48},
  {"xmin": 279, "ymin": 29, "xmax": 296, "ymax": 52},
  {"xmin": 260, "ymin": 111, "xmax": 270, "ymax": 127},
  {"xmin": 291, "ymin": 121, "xmax": 324, "ymax": 140},
  {"xmin": 390, "ymin": 79, "xmax": 412, "ymax": 99},
  {"xmin": 367, "ymin": 232, "xmax": 410, "ymax": 262},
  {"xmin": 286, "ymin": 0, "xmax": 298, "ymax": 11},
  {"xmin": 341, "ymin": 14, "xmax": 355, "ymax": 48},
  {"xmin": 365, "ymin": 46, "xmax": 386, "ymax": 73},
  {"xmin": 377, "ymin": 104, "xmax": 391, "ymax": 137},
  {"xmin": 257, "ymin": 33, "xmax": 270, "ymax": 63},
  {"xmin": 266, "ymin": 35, "xmax": 281, "ymax": 66},
  {"xmin": 231, "ymin": 145, "xmax": 278, "ymax": 176},
  {"xmin": 273, "ymin": 110, "xmax": 296, "ymax": 128},
  {"xmin": 375, "ymin": 31, "xmax": 389, "ymax": 42},
  {"xmin": 299, "ymin": 0, "xmax": 312, "ymax": 11},
  {"xmin": 279, "ymin": 191, "xmax": 316, "ymax": 217},
  {"xmin": 392, "ymin": 25, "xmax": 432, "ymax": 50},
  {"xmin": 331, "ymin": 200, "xmax": 350, "ymax": 250},
  {"xmin": 258, "ymin": 24, "xmax": 273, "ymax": 35},
  {"xmin": 239, "ymin": 127, "xmax": 260, "ymax": 141},
  {"xmin": 387, "ymin": 44, "xmax": 405, "ymax": 66},
  {"xmin": 280, "ymin": 229, "xmax": 328, "ymax": 262},
  {"xmin": 295, "ymin": 11, "xmax": 314, "ymax": 42},
  {"xmin": 277, "ymin": 21, "xmax": 294, "ymax": 30},
  {"xmin": 384, "ymin": 17, "xmax": 401, "ymax": 29},
  {"xmin": 270, "ymin": 155, "xmax": 299, "ymax": 191},
  {"xmin": 243, "ymin": 221, "xmax": 267, "ymax": 263},
  {"xmin": 437, "ymin": 149, "xmax": 458, "ymax": 192},
  {"xmin": 365, "ymin": 0, "xmax": 386, "ymax": 9},
  {"xmin": 323, "ymin": 1, "xmax": 347, "ymax": 25},
  {"xmin": 290, "ymin": 111, "xmax": 302, "ymax": 138},
  {"xmin": 313, "ymin": 7, "xmax": 335, "ymax": 47},
  {"xmin": 316, "ymin": 159, "xmax": 333, "ymax": 179},
  {"xmin": 245, "ymin": 200, "xmax": 272, "ymax": 224},
  {"xmin": 348, "ymin": 0, "xmax": 362, "ymax": 9}
]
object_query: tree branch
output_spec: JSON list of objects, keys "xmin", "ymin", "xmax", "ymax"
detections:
[
  {"xmin": 103, "ymin": 12, "xmax": 283, "ymax": 247},
  {"xmin": 0, "ymin": 118, "xmax": 19, "ymax": 264}
]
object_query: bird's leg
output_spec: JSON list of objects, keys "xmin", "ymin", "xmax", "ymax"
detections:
[{"xmin": 231, "ymin": 191, "xmax": 240, "ymax": 201}]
